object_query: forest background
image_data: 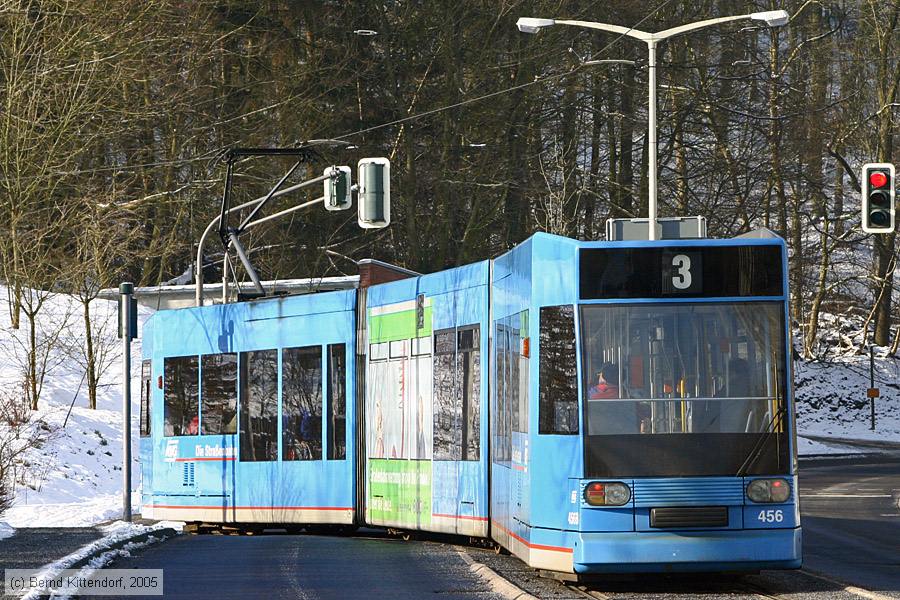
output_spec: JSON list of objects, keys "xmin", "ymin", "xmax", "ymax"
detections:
[{"xmin": 0, "ymin": 0, "xmax": 898, "ymax": 418}]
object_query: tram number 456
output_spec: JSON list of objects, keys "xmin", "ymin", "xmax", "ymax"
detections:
[{"xmin": 757, "ymin": 509, "xmax": 784, "ymax": 523}]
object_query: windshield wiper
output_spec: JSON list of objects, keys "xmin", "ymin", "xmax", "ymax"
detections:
[{"xmin": 735, "ymin": 406, "xmax": 786, "ymax": 477}]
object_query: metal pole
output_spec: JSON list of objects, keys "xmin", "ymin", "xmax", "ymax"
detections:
[
  {"xmin": 869, "ymin": 345, "xmax": 876, "ymax": 430},
  {"xmin": 227, "ymin": 232, "xmax": 265, "ymax": 295},
  {"xmin": 647, "ymin": 39, "xmax": 658, "ymax": 241},
  {"xmin": 120, "ymin": 282, "xmax": 133, "ymax": 522},
  {"xmin": 195, "ymin": 174, "xmax": 331, "ymax": 307}
]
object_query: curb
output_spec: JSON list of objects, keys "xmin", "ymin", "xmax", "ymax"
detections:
[
  {"xmin": 457, "ymin": 550, "xmax": 539, "ymax": 600},
  {"xmin": 67, "ymin": 527, "xmax": 178, "ymax": 571},
  {"xmin": 798, "ymin": 434, "xmax": 900, "ymax": 450}
]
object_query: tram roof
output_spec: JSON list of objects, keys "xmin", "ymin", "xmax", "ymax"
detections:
[
  {"xmin": 99, "ymin": 276, "xmax": 359, "ymax": 310},
  {"xmin": 102, "ymin": 230, "xmax": 783, "ymax": 311}
]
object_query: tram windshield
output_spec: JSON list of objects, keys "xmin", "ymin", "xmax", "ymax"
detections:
[{"xmin": 580, "ymin": 301, "xmax": 791, "ymax": 477}]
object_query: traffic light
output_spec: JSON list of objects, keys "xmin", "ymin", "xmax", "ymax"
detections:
[
  {"xmin": 323, "ymin": 166, "xmax": 352, "ymax": 211},
  {"xmin": 358, "ymin": 158, "xmax": 390, "ymax": 229},
  {"xmin": 862, "ymin": 163, "xmax": 895, "ymax": 233}
]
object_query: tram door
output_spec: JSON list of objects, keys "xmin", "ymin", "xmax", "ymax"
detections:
[{"xmin": 493, "ymin": 312, "xmax": 530, "ymax": 537}]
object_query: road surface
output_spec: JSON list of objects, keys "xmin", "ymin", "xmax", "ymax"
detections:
[
  {"xmin": 103, "ymin": 439, "xmax": 900, "ymax": 599},
  {"xmin": 798, "ymin": 439, "xmax": 900, "ymax": 596},
  {"xmin": 107, "ymin": 530, "xmax": 501, "ymax": 600}
]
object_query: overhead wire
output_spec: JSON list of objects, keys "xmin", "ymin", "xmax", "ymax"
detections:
[
  {"xmin": 1, "ymin": 0, "xmax": 677, "ymax": 184},
  {"xmin": 329, "ymin": 0, "xmax": 678, "ymax": 143}
]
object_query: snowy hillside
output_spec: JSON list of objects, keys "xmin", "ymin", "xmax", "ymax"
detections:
[
  {"xmin": 0, "ymin": 287, "xmax": 146, "ymax": 528},
  {"xmin": 794, "ymin": 313, "xmax": 900, "ymax": 454},
  {"xmin": 0, "ymin": 285, "xmax": 897, "ymax": 531}
]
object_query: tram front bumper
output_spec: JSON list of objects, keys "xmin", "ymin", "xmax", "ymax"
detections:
[{"xmin": 573, "ymin": 527, "xmax": 802, "ymax": 574}]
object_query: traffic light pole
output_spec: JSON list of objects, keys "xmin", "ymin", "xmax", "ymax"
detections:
[
  {"xmin": 869, "ymin": 346, "xmax": 877, "ymax": 430},
  {"xmin": 120, "ymin": 282, "xmax": 133, "ymax": 522}
]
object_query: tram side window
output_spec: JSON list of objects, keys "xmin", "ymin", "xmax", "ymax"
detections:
[
  {"xmin": 201, "ymin": 353, "xmax": 238, "ymax": 435},
  {"xmin": 514, "ymin": 311, "xmax": 528, "ymax": 434},
  {"xmin": 164, "ymin": 356, "xmax": 199, "ymax": 436},
  {"xmin": 459, "ymin": 326, "xmax": 480, "ymax": 461},
  {"xmin": 283, "ymin": 346, "xmax": 323, "ymax": 460},
  {"xmin": 240, "ymin": 350, "xmax": 278, "ymax": 462},
  {"xmin": 539, "ymin": 306, "xmax": 578, "ymax": 434},
  {"xmin": 433, "ymin": 325, "xmax": 481, "ymax": 461},
  {"xmin": 326, "ymin": 343, "xmax": 347, "ymax": 460},
  {"xmin": 139, "ymin": 360, "xmax": 152, "ymax": 437},
  {"xmin": 433, "ymin": 329, "xmax": 462, "ymax": 460},
  {"xmin": 492, "ymin": 321, "xmax": 512, "ymax": 464},
  {"xmin": 508, "ymin": 323, "xmax": 521, "ymax": 433}
]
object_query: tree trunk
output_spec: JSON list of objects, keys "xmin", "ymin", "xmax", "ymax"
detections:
[
  {"xmin": 618, "ymin": 66, "xmax": 636, "ymax": 217},
  {"xmin": 871, "ymin": 2, "xmax": 899, "ymax": 347},
  {"xmin": 805, "ymin": 216, "xmax": 831, "ymax": 358},
  {"xmin": 83, "ymin": 299, "xmax": 98, "ymax": 410},
  {"xmin": 28, "ymin": 310, "xmax": 38, "ymax": 410}
]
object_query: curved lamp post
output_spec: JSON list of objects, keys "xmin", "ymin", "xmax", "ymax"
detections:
[{"xmin": 517, "ymin": 10, "xmax": 790, "ymax": 240}]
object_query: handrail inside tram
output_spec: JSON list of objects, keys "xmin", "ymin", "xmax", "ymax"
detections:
[{"xmin": 585, "ymin": 396, "xmax": 776, "ymax": 403}]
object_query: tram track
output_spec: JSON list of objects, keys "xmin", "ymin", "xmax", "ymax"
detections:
[
  {"xmin": 565, "ymin": 583, "xmax": 611, "ymax": 599},
  {"xmin": 733, "ymin": 581, "xmax": 789, "ymax": 600},
  {"xmin": 563, "ymin": 577, "xmax": 789, "ymax": 600}
]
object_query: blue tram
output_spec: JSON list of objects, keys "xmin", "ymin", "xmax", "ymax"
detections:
[{"xmin": 139, "ymin": 231, "xmax": 801, "ymax": 574}]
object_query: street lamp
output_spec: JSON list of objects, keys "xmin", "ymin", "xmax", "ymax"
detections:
[{"xmin": 517, "ymin": 10, "xmax": 790, "ymax": 240}]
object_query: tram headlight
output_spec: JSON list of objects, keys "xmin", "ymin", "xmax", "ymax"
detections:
[
  {"xmin": 584, "ymin": 482, "xmax": 631, "ymax": 506},
  {"xmin": 746, "ymin": 478, "xmax": 791, "ymax": 503}
]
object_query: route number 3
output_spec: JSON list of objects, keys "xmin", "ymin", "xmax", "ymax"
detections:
[
  {"xmin": 671, "ymin": 254, "xmax": 692, "ymax": 290},
  {"xmin": 757, "ymin": 509, "xmax": 784, "ymax": 524}
]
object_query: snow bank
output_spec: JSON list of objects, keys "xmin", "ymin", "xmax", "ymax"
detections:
[
  {"xmin": 0, "ymin": 521, "xmax": 14, "ymax": 540},
  {"xmin": 20, "ymin": 521, "xmax": 175, "ymax": 600}
]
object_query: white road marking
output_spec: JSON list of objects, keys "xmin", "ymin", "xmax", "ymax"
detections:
[
  {"xmin": 799, "ymin": 493, "xmax": 891, "ymax": 498},
  {"xmin": 802, "ymin": 569, "xmax": 898, "ymax": 600}
]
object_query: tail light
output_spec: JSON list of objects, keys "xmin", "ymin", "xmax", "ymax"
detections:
[
  {"xmin": 746, "ymin": 478, "xmax": 791, "ymax": 503},
  {"xmin": 584, "ymin": 481, "xmax": 631, "ymax": 506}
]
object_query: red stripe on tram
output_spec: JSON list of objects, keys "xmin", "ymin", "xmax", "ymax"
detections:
[
  {"xmin": 491, "ymin": 520, "xmax": 573, "ymax": 554},
  {"xmin": 432, "ymin": 513, "xmax": 489, "ymax": 522}
]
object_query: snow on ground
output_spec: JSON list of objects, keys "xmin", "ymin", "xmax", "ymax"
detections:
[
  {"xmin": 0, "ymin": 279, "xmax": 899, "ymax": 531},
  {"xmin": 795, "ymin": 436, "xmax": 867, "ymax": 456},
  {"xmin": 19, "ymin": 520, "xmax": 175, "ymax": 600},
  {"xmin": 0, "ymin": 521, "xmax": 14, "ymax": 540},
  {"xmin": 794, "ymin": 313, "xmax": 900, "ymax": 454},
  {"xmin": 0, "ymin": 286, "xmax": 150, "ymax": 528}
]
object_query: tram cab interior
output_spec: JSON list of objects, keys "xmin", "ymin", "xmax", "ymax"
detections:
[{"xmin": 581, "ymin": 301, "xmax": 789, "ymax": 477}]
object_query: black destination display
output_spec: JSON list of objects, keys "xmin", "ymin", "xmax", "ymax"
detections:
[{"xmin": 579, "ymin": 245, "xmax": 783, "ymax": 299}]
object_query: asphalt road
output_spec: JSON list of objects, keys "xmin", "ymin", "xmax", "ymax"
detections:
[
  {"xmin": 797, "ymin": 440, "xmax": 900, "ymax": 596},
  {"xmin": 106, "ymin": 530, "xmax": 503, "ymax": 600},
  {"xmin": 99, "ymin": 439, "xmax": 900, "ymax": 600}
]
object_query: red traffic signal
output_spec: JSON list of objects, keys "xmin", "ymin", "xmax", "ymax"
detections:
[
  {"xmin": 861, "ymin": 163, "xmax": 895, "ymax": 234},
  {"xmin": 870, "ymin": 171, "xmax": 888, "ymax": 188}
]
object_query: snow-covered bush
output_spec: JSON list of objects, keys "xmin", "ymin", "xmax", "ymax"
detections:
[{"xmin": 0, "ymin": 381, "xmax": 54, "ymax": 517}]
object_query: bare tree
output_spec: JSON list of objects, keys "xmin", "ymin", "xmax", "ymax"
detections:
[{"xmin": 62, "ymin": 202, "xmax": 139, "ymax": 409}]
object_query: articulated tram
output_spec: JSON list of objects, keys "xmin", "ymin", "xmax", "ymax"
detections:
[{"xmin": 139, "ymin": 231, "xmax": 800, "ymax": 574}]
